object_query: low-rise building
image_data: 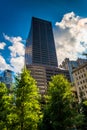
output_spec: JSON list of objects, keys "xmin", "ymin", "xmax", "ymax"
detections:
[
  {"xmin": 60, "ymin": 58, "xmax": 87, "ymax": 82},
  {"xmin": 72, "ymin": 63, "xmax": 87, "ymax": 102}
]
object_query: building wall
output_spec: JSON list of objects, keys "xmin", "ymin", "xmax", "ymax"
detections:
[
  {"xmin": 45, "ymin": 66, "xmax": 70, "ymax": 83},
  {"xmin": 60, "ymin": 58, "xmax": 87, "ymax": 82},
  {"xmin": 27, "ymin": 64, "xmax": 70, "ymax": 95},
  {"xmin": 0, "ymin": 70, "xmax": 13, "ymax": 88},
  {"xmin": 26, "ymin": 65, "xmax": 47, "ymax": 95},
  {"xmin": 73, "ymin": 63, "xmax": 87, "ymax": 102},
  {"xmin": 25, "ymin": 17, "xmax": 58, "ymax": 67},
  {"xmin": 0, "ymin": 76, "xmax": 3, "ymax": 82}
]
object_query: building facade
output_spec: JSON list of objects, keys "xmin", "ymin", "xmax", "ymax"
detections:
[
  {"xmin": 72, "ymin": 63, "xmax": 87, "ymax": 102},
  {"xmin": 60, "ymin": 58, "xmax": 87, "ymax": 82},
  {"xmin": 25, "ymin": 17, "xmax": 58, "ymax": 67},
  {"xmin": 0, "ymin": 76, "xmax": 3, "ymax": 82},
  {"xmin": 26, "ymin": 64, "xmax": 70, "ymax": 95},
  {"xmin": 25, "ymin": 17, "xmax": 70, "ymax": 95},
  {"xmin": 0, "ymin": 70, "xmax": 13, "ymax": 88},
  {"xmin": 3, "ymin": 70, "xmax": 13, "ymax": 88}
]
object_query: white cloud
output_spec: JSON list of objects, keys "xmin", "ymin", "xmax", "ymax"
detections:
[
  {"xmin": 10, "ymin": 56, "xmax": 24, "ymax": 73},
  {"xmin": 0, "ymin": 55, "xmax": 12, "ymax": 71},
  {"xmin": 54, "ymin": 12, "xmax": 87, "ymax": 64},
  {"xmin": 3, "ymin": 34, "xmax": 25, "ymax": 57},
  {"xmin": 0, "ymin": 34, "xmax": 25, "ymax": 73},
  {"xmin": 2, "ymin": 34, "xmax": 25, "ymax": 73},
  {"xmin": 0, "ymin": 42, "xmax": 6, "ymax": 49}
]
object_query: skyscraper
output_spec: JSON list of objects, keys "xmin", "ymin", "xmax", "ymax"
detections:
[
  {"xmin": 25, "ymin": 17, "xmax": 58, "ymax": 67},
  {"xmin": 0, "ymin": 70, "xmax": 13, "ymax": 88},
  {"xmin": 25, "ymin": 17, "xmax": 70, "ymax": 95}
]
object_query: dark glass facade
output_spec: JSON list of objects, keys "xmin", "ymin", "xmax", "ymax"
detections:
[
  {"xmin": 25, "ymin": 17, "xmax": 70, "ymax": 95},
  {"xmin": 25, "ymin": 17, "xmax": 58, "ymax": 67}
]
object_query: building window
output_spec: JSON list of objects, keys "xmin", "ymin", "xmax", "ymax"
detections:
[
  {"xmin": 80, "ymin": 81, "xmax": 82, "ymax": 84},
  {"xmin": 79, "ymin": 76, "xmax": 81, "ymax": 79},
  {"xmin": 82, "ymin": 75, "xmax": 83, "ymax": 78},
  {"xmin": 75, "ymin": 73, "xmax": 77, "ymax": 76},
  {"xmin": 82, "ymin": 86, "xmax": 84, "ymax": 89},
  {"xmin": 83, "ymin": 69, "xmax": 85, "ymax": 72},
  {"xmin": 84, "ymin": 85, "xmax": 86, "ymax": 88},
  {"xmin": 76, "ymin": 77, "xmax": 78, "ymax": 80},
  {"xmin": 79, "ymin": 87, "xmax": 81, "ymax": 91},
  {"xmin": 83, "ymin": 80, "xmax": 85, "ymax": 83},
  {"xmin": 84, "ymin": 73, "xmax": 86, "ymax": 77}
]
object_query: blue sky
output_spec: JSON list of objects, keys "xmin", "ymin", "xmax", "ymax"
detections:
[{"xmin": 0, "ymin": 0, "xmax": 87, "ymax": 72}]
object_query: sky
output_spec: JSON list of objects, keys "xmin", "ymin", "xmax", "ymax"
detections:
[{"xmin": 0, "ymin": 0, "xmax": 87, "ymax": 73}]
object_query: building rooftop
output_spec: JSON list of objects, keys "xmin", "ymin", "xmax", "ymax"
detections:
[{"xmin": 72, "ymin": 62, "xmax": 87, "ymax": 73}]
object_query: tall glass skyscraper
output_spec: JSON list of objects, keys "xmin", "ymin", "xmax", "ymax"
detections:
[
  {"xmin": 25, "ymin": 17, "xmax": 70, "ymax": 95},
  {"xmin": 25, "ymin": 17, "xmax": 58, "ymax": 67}
]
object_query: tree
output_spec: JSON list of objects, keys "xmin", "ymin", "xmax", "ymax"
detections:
[
  {"xmin": 15, "ymin": 68, "xmax": 42, "ymax": 130},
  {"xmin": 78, "ymin": 99, "xmax": 87, "ymax": 130},
  {"xmin": 0, "ymin": 82, "xmax": 18, "ymax": 130},
  {"xmin": 0, "ymin": 82, "xmax": 8, "ymax": 129},
  {"xmin": 41, "ymin": 75, "xmax": 84, "ymax": 130}
]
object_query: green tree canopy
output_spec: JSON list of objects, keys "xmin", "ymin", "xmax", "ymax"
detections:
[
  {"xmin": 0, "ymin": 82, "xmax": 8, "ymax": 129},
  {"xmin": 41, "ymin": 75, "xmax": 84, "ymax": 130},
  {"xmin": 0, "ymin": 82, "xmax": 17, "ymax": 130},
  {"xmin": 15, "ymin": 68, "xmax": 42, "ymax": 130}
]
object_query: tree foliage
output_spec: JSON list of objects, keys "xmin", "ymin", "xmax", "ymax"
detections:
[
  {"xmin": 0, "ymin": 72, "xmax": 85, "ymax": 130},
  {"xmin": 0, "ymin": 82, "xmax": 8, "ymax": 129},
  {"xmin": 15, "ymin": 68, "xmax": 42, "ymax": 130},
  {"xmin": 41, "ymin": 75, "xmax": 84, "ymax": 130},
  {"xmin": 78, "ymin": 99, "xmax": 87, "ymax": 130},
  {"xmin": 0, "ymin": 82, "xmax": 17, "ymax": 130}
]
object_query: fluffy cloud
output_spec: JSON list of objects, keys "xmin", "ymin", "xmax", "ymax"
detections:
[
  {"xmin": 3, "ymin": 34, "xmax": 25, "ymax": 57},
  {"xmin": 10, "ymin": 56, "xmax": 24, "ymax": 73},
  {"xmin": 0, "ymin": 55, "xmax": 12, "ymax": 71},
  {"xmin": 0, "ymin": 42, "xmax": 6, "ymax": 49},
  {"xmin": 54, "ymin": 12, "xmax": 87, "ymax": 64},
  {"xmin": 2, "ymin": 34, "xmax": 25, "ymax": 73}
]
